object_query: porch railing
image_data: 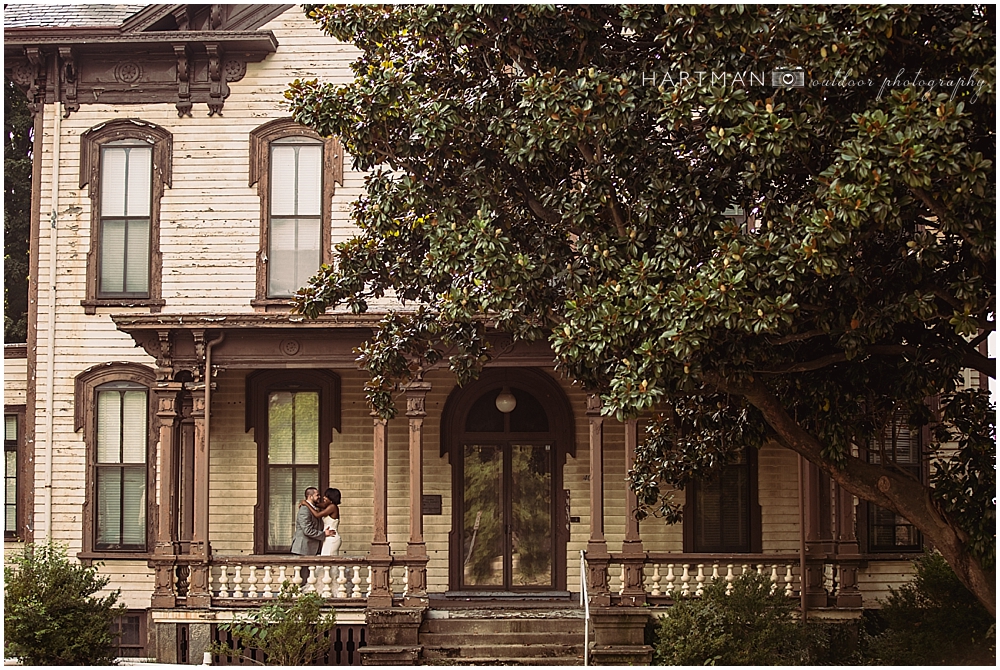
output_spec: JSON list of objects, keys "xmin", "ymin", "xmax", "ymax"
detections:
[{"xmin": 164, "ymin": 555, "xmax": 421, "ymax": 605}]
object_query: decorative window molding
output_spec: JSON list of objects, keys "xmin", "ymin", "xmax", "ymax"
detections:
[
  {"xmin": 683, "ymin": 447, "xmax": 762, "ymax": 553},
  {"xmin": 4, "ymin": 406, "xmax": 26, "ymax": 540},
  {"xmin": 248, "ymin": 118, "xmax": 342, "ymax": 309},
  {"xmin": 79, "ymin": 119, "xmax": 171, "ymax": 315},
  {"xmin": 75, "ymin": 362, "xmax": 157, "ymax": 556},
  {"xmin": 246, "ymin": 369, "xmax": 340, "ymax": 554}
]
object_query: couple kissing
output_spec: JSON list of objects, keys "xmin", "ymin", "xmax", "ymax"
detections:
[{"xmin": 291, "ymin": 486, "xmax": 342, "ymax": 557}]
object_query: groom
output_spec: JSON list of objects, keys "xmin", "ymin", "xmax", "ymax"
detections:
[{"xmin": 291, "ymin": 487, "xmax": 332, "ymax": 579}]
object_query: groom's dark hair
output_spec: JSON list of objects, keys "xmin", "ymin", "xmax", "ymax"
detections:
[{"xmin": 304, "ymin": 486, "xmax": 318, "ymax": 497}]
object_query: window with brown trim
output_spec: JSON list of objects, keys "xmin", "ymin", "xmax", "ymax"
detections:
[
  {"xmin": 79, "ymin": 119, "xmax": 171, "ymax": 314},
  {"xmin": 111, "ymin": 610, "xmax": 148, "ymax": 659},
  {"xmin": 4, "ymin": 407, "xmax": 26, "ymax": 540},
  {"xmin": 249, "ymin": 119, "xmax": 342, "ymax": 308},
  {"xmin": 683, "ymin": 448, "xmax": 762, "ymax": 553},
  {"xmin": 75, "ymin": 363, "xmax": 157, "ymax": 556},
  {"xmin": 860, "ymin": 416, "xmax": 923, "ymax": 553},
  {"xmin": 246, "ymin": 370, "xmax": 340, "ymax": 553}
]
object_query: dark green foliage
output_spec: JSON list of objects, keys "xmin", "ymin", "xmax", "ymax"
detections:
[
  {"xmin": 210, "ymin": 585, "xmax": 336, "ymax": 666},
  {"xmin": 858, "ymin": 552, "xmax": 995, "ymax": 665},
  {"xmin": 4, "ymin": 77, "xmax": 32, "ymax": 343},
  {"xmin": 3, "ymin": 542, "xmax": 126, "ymax": 665},
  {"xmin": 287, "ymin": 4, "xmax": 995, "ymax": 609},
  {"xmin": 652, "ymin": 572, "xmax": 810, "ymax": 665}
]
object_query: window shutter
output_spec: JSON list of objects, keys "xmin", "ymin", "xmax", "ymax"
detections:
[
  {"xmin": 97, "ymin": 467, "xmax": 122, "ymax": 545},
  {"xmin": 121, "ymin": 390, "xmax": 147, "ymax": 463},
  {"xmin": 294, "ymin": 392, "xmax": 320, "ymax": 464},
  {"xmin": 125, "ymin": 148, "xmax": 151, "ymax": 217},
  {"xmin": 97, "ymin": 391, "xmax": 123, "ymax": 463},
  {"xmin": 295, "ymin": 145, "xmax": 322, "ymax": 216},
  {"xmin": 268, "ymin": 467, "xmax": 293, "ymax": 549},
  {"xmin": 121, "ymin": 467, "xmax": 146, "ymax": 546},
  {"xmin": 271, "ymin": 146, "xmax": 297, "ymax": 216},
  {"xmin": 125, "ymin": 219, "xmax": 150, "ymax": 294},
  {"xmin": 100, "ymin": 220, "xmax": 127, "ymax": 294},
  {"xmin": 101, "ymin": 148, "xmax": 128, "ymax": 217}
]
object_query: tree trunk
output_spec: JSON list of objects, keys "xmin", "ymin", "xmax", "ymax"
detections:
[{"xmin": 733, "ymin": 376, "xmax": 996, "ymax": 616}]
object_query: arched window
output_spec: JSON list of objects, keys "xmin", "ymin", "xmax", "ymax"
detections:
[
  {"xmin": 249, "ymin": 119, "xmax": 343, "ymax": 306},
  {"xmin": 75, "ymin": 362, "xmax": 156, "ymax": 555},
  {"xmin": 79, "ymin": 119, "xmax": 171, "ymax": 314}
]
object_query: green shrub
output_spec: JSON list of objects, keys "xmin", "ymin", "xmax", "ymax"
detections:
[
  {"xmin": 210, "ymin": 584, "xmax": 337, "ymax": 665},
  {"xmin": 652, "ymin": 572, "xmax": 811, "ymax": 665},
  {"xmin": 858, "ymin": 552, "xmax": 995, "ymax": 665},
  {"xmin": 3, "ymin": 542, "xmax": 125, "ymax": 665}
]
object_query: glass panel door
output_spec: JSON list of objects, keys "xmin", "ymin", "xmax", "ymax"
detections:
[
  {"xmin": 511, "ymin": 443, "xmax": 552, "ymax": 587},
  {"xmin": 462, "ymin": 444, "xmax": 503, "ymax": 587}
]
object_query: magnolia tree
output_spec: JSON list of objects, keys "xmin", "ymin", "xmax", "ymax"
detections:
[{"xmin": 288, "ymin": 5, "xmax": 995, "ymax": 611}]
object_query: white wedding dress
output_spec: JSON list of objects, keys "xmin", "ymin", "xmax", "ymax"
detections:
[{"xmin": 320, "ymin": 517, "xmax": 341, "ymax": 556}]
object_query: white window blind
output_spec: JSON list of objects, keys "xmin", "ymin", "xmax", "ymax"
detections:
[
  {"xmin": 99, "ymin": 142, "xmax": 152, "ymax": 296},
  {"xmin": 268, "ymin": 139, "xmax": 323, "ymax": 298},
  {"xmin": 95, "ymin": 385, "xmax": 147, "ymax": 549}
]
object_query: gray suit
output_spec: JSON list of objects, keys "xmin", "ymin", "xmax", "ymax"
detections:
[{"xmin": 291, "ymin": 502, "xmax": 325, "ymax": 556}]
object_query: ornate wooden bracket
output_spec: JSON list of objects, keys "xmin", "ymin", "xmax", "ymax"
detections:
[
  {"xmin": 173, "ymin": 44, "xmax": 192, "ymax": 117},
  {"xmin": 206, "ymin": 43, "xmax": 224, "ymax": 116},
  {"xmin": 58, "ymin": 46, "xmax": 79, "ymax": 116},
  {"xmin": 13, "ymin": 47, "xmax": 46, "ymax": 116}
]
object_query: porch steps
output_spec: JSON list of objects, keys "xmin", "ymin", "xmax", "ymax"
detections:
[{"xmin": 420, "ymin": 610, "xmax": 588, "ymax": 666}]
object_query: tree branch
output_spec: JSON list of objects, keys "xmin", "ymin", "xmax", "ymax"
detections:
[
  {"xmin": 766, "ymin": 329, "xmax": 839, "ymax": 346},
  {"xmin": 910, "ymin": 186, "xmax": 989, "ymax": 262}
]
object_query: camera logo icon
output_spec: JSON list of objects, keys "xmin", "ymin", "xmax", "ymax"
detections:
[{"xmin": 771, "ymin": 68, "xmax": 805, "ymax": 88}]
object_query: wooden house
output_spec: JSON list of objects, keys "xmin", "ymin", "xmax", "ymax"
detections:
[{"xmin": 4, "ymin": 4, "xmax": 969, "ymax": 665}]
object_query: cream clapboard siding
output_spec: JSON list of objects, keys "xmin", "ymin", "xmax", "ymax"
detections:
[{"xmin": 28, "ymin": 6, "xmax": 363, "ymax": 605}]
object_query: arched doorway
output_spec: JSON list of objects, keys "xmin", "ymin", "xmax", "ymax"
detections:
[{"xmin": 442, "ymin": 368, "xmax": 575, "ymax": 593}]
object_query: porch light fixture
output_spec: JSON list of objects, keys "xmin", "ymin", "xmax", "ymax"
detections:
[{"xmin": 495, "ymin": 387, "xmax": 517, "ymax": 413}]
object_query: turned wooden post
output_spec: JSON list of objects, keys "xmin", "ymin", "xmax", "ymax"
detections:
[
  {"xmin": 404, "ymin": 381, "xmax": 430, "ymax": 604},
  {"xmin": 620, "ymin": 418, "xmax": 647, "ymax": 605},
  {"xmin": 586, "ymin": 394, "xmax": 611, "ymax": 606},
  {"xmin": 368, "ymin": 412, "xmax": 392, "ymax": 608}
]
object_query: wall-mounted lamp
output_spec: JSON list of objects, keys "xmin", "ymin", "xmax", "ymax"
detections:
[{"xmin": 495, "ymin": 386, "xmax": 517, "ymax": 413}]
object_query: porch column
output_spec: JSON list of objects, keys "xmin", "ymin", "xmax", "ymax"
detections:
[
  {"xmin": 620, "ymin": 418, "xmax": 646, "ymax": 605},
  {"xmin": 804, "ymin": 462, "xmax": 834, "ymax": 608},
  {"xmin": 586, "ymin": 394, "xmax": 611, "ymax": 606},
  {"xmin": 368, "ymin": 412, "xmax": 393, "ymax": 608},
  {"xmin": 152, "ymin": 382, "xmax": 182, "ymax": 607},
  {"xmin": 404, "ymin": 381, "xmax": 430, "ymax": 605},
  {"xmin": 187, "ymin": 392, "xmax": 211, "ymax": 606},
  {"xmin": 834, "ymin": 483, "xmax": 863, "ymax": 607}
]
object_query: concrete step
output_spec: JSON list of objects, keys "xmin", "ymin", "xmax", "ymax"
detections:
[
  {"xmin": 421, "ymin": 618, "xmax": 584, "ymax": 635},
  {"xmin": 422, "ymin": 642, "xmax": 583, "ymax": 659},
  {"xmin": 421, "ymin": 631, "xmax": 584, "ymax": 646}
]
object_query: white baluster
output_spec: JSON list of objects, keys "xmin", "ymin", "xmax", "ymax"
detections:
[
  {"xmin": 218, "ymin": 565, "xmax": 229, "ymax": 598},
  {"xmin": 321, "ymin": 566, "xmax": 333, "ymax": 599},
  {"xmin": 247, "ymin": 566, "xmax": 258, "ymax": 598},
  {"xmin": 756, "ymin": 563, "xmax": 765, "ymax": 576},
  {"xmin": 680, "ymin": 564, "xmax": 691, "ymax": 598},
  {"xmin": 650, "ymin": 564, "xmax": 662, "ymax": 596},
  {"xmin": 618, "ymin": 563, "xmax": 626, "ymax": 595},
  {"xmin": 784, "ymin": 564, "xmax": 794, "ymax": 597},
  {"xmin": 665, "ymin": 564, "xmax": 676, "ymax": 598},
  {"xmin": 336, "ymin": 565, "xmax": 348, "ymax": 598},
  {"xmin": 262, "ymin": 566, "xmax": 274, "ymax": 598},
  {"xmin": 387, "ymin": 566, "xmax": 394, "ymax": 596},
  {"xmin": 726, "ymin": 564, "xmax": 735, "ymax": 595},
  {"xmin": 306, "ymin": 564, "xmax": 318, "ymax": 593},
  {"xmin": 278, "ymin": 565, "xmax": 289, "ymax": 594},
  {"xmin": 366, "ymin": 565, "xmax": 373, "ymax": 597},
  {"xmin": 695, "ymin": 564, "xmax": 706, "ymax": 597},
  {"xmin": 769, "ymin": 565, "xmax": 779, "ymax": 595},
  {"xmin": 711, "ymin": 563, "xmax": 720, "ymax": 583},
  {"xmin": 291, "ymin": 565, "xmax": 303, "ymax": 591},
  {"xmin": 232, "ymin": 565, "xmax": 243, "ymax": 598},
  {"xmin": 741, "ymin": 564, "xmax": 751, "ymax": 578},
  {"xmin": 351, "ymin": 565, "xmax": 363, "ymax": 598}
]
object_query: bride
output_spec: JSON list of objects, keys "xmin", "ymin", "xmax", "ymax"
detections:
[{"xmin": 300, "ymin": 487, "xmax": 342, "ymax": 555}]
